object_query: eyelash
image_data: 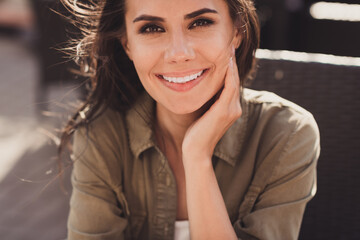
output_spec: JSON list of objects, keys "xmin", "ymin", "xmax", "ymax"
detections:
[
  {"xmin": 139, "ymin": 18, "xmax": 214, "ymax": 34},
  {"xmin": 140, "ymin": 24, "xmax": 165, "ymax": 34},
  {"xmin": 189, "ymin": 18, "xmax": 214, "ymax": 29}
]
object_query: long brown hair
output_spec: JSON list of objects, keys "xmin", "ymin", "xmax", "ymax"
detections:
[{"xmin": 58, "ymin": 0, "xmax": 260, "ymax": 159}]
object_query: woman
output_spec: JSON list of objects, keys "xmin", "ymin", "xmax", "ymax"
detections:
[{"xmin": 60, "ymin": 0, "xmax": 320, "ymax": 239}]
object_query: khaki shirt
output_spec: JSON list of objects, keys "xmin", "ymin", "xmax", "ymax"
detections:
[{"xmin": 68, "ymin": 88, "xmax": 320, "ymax": 240}]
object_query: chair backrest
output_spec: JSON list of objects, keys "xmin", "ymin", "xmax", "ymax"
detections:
[{"xmin": 249, "ymin": 50, "xmax": 360, "ymax": 240}]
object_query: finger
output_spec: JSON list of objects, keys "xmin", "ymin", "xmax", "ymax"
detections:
[
  {"xmin": 206, "ymin": 46, "xmax": 240, "ymax": 118},
  {"xmin": 225, "ymin": 48, "xmax": 242, "ymax": 117},
  {"xmin": 220, "ymin": 49, "xmax": 239, "ymax": 103},
  {"xmin": 231, "ymin": 46, "xmax": 240, "ymax": 88}
]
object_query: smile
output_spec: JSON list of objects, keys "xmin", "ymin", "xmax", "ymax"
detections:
[{"xmin": 158, "ymin": 69, "xmax": 207, "ymax": 84}]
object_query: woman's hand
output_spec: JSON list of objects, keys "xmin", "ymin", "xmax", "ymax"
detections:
[
  {"xmin": 182, "ymin": 46, "xmax": 241, "ymax": 240},
  {"xmin": 182, "ymin": 46, "xmax": 242, "ymax": 165}
]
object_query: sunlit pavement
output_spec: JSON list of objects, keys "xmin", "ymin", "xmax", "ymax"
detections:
[{"xmin": 0, "ymin": 36, "xmax": 77, "ymax": 239}]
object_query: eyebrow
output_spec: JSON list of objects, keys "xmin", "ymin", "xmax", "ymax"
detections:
[
  {"xmin": 133, "ymin": 8, "xmax": 218, "ymax": 23},
  {"xmin": 185, "ymin": 8, "xmax": 218, "ymax": 19}
]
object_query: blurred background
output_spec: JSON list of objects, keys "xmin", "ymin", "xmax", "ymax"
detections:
[{"xmin": 0, "ymin": 0, "xmax": 359, "ymax": 239}]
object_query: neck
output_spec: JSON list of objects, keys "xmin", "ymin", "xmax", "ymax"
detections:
[
  {"xmin": 156, "ymin": 106, "xmax": 197, "ymax": 151},
  {"xmin": 155, "ymin": 99, "xmax": 213, "ymax": 154}
]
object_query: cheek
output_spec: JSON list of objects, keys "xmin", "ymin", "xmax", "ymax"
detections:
[
  {"xmin": 199, "ymin": 43, "xmax": 231, "ymax": 87},
  {"xmin": 130, "ymin": 42, "xmax": 161, "ymax": 79},
  {"xmin": 195, "ymin": 32, "xmax": 233, "ymax": 68},
  {"xmin": 129, "ymin": 43, "xmax": 166, "ymax": 102}
]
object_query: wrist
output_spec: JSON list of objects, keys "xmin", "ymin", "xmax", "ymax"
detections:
[{"xmin": 182, "ymin": 152, "xmax": 213, "ymax": 173}]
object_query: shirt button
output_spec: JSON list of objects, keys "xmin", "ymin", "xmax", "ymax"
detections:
[{"xmin": 165, "ymin": 174, "xmax": 172, "ymax": 187}]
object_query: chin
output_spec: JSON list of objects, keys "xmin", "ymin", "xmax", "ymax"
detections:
[
  {"xmin": 165, "ymin": 103, "xmax": 203, "ymax": 115},
  {"xmin": 163, "ymin": 93, "xmax": 215, "ymax": 116}
]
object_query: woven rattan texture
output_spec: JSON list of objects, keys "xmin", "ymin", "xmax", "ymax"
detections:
[{"xmin": 249, "ymin": 59, "xmax": 360, "ymax": 239}]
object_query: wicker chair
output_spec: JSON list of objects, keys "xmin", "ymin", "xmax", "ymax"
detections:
[{"xmin": 249, "ymin": 50, "xmax": 360, "ymax": 240}]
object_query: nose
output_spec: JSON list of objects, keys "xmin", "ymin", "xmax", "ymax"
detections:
[{"xmin": 164, "ymin": 30, "xmax": 195, "ymax": 63}]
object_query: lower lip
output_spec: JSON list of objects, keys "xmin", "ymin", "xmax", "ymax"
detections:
[{"xmin": 158, "ymin": 69, "xmax": 208, "ymax": 92}]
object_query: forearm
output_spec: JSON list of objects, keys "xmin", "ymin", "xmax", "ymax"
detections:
[{"xmin": 183, "ymin": 156, "xmax": 237, "ymax": 240}]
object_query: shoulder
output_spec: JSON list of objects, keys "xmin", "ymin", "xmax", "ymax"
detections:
[
  {"xmin": 244, "ymin": 88, "xmax": 315, "ymax": 118},
  {"xmin": 242, "ymin": 88, "xmax": 320, "ymax": 180},
  {"xmin": 243, "ymin": 88, "xmax": 319, "ymax": 140},
  {"xmin": 75, "ymin": 107, "xmax": 127, "ymax": 145},
  {"xmin": 72, "ymin": 107, "xmax": 129, "ymax": 181}
]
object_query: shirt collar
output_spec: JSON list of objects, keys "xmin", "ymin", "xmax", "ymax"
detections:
[
  {"xmin": 125, "ymin": 91, "xmax": 249, "ymax": 167},
  {"xmin": 126, "ymin": 92, "xmax": 156, "ymax": 159},
  {"xmin": 213, "ymin": 94, "xmax": 248, "ymax": 167}
]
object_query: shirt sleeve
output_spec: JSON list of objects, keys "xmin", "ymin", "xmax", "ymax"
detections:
[
  {"xmin": 67, "ymin": 124, "xmax": 129, "ymax": 240},
  {"xmin": 233, "ymin": 113, "xmax": 320, "ymax": 240}
]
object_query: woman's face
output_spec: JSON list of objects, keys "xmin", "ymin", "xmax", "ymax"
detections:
[{"xmin": 122, "ymin": 0, "xmax": 241, "ymax": 114}]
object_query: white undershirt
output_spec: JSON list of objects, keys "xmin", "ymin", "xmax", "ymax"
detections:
[{"xmin": 174, "ymin": 220, "xmax": 190, "ymax": 240}]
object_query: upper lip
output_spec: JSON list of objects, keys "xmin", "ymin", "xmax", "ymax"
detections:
[{"xmin": 156, "ymin": 68, "xmax": 208, "ymax": 78}]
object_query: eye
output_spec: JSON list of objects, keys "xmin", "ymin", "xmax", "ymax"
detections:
[
  {"xmin": 140, "ymin": 24, "xmax": 165, "ymax": 34},
  {"xmin": 189, "ymin": 18, "xmax": 214, "ymax": 29}
]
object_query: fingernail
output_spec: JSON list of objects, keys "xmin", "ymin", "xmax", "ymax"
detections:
[
  {"xmin": 229, "ymin": 56, "xmax": 233, "ymax": 68},
  {"xmin": 232, "ymin": 45, "xmax": 235, "ymax": 56}
]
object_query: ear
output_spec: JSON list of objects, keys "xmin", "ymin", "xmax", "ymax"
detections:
[
  {"xmin": 120, "ymin": 35, "xmax": 133, "ymax": 60},
  {"xmin": 232, "ymin": 28, "xmax": 242, "ymax": 49}
]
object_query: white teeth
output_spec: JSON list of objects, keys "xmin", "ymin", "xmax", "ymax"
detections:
[{"xmin": 162, "ymin": 70, "xmax": 204, "ymax": 83}]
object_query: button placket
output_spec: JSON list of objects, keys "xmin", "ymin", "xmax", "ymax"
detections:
[{"xmin": 153, "ymin": 150, "xmax": 177, "ymax": 239}]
